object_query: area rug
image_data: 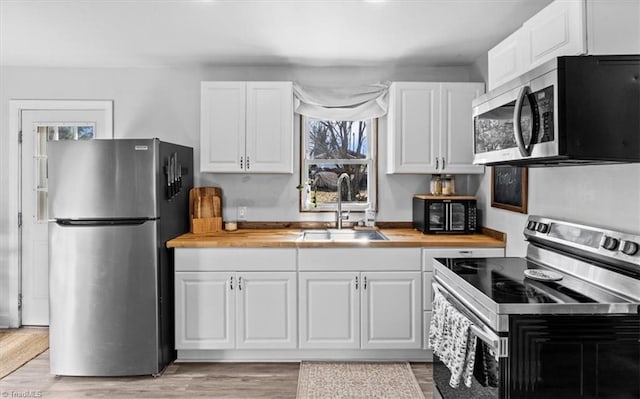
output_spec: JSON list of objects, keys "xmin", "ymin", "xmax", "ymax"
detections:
[
  {"xmin": 0, "ymin": 328, "xmax": 49, "ymax": 379},
  {"xmin": 296, "ymin": 361, "xmax": 425, "ymax": 399}
]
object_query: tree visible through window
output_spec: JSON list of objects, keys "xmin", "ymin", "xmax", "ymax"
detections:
[{"xmin": 301, "ymin": 118, "xmax": 376, "ymax": 211}]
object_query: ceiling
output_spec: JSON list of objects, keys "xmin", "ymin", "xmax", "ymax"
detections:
[{"xmin": 0, "ymin": 0, "xmax": 553, "ymax": 68}]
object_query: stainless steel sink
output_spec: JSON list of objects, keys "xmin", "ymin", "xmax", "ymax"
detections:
[{"xmin": 298, "ymin": 229, "xmax": 388, "ymax": 242}]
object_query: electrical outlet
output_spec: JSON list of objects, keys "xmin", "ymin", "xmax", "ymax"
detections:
[{"xmin": 237, "ymin": 206, "xmax": 247, "ymax": 221}]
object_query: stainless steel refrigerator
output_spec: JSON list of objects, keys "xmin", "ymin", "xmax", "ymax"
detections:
[{"xmin": 48, "ymin": 138, "xmax": 193, "ymax": 376}]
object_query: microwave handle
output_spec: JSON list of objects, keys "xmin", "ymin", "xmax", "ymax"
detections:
[{"xmin": 514, "ymin": 85, "xmax": 532, "ymax": 157}]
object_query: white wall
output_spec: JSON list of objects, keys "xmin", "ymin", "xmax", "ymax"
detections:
[
  {"xmin": 0, "ymin": 63, "xmax": 478, "ymax": 326},
  {"xmin": 476, "ymin": 164, "xmax": 640, "ymax": 256}
]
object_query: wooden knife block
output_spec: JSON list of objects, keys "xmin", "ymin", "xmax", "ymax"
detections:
[{"xmin": 189, "ymin": 187, "xmax": 223, "ymax": 233}]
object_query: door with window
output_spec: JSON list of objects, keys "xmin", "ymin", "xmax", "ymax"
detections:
[{"xmin": 20, "ymin": 106, "xmax": 112, "ymax": 325}]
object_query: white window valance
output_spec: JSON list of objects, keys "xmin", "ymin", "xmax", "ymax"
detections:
[{"xmin": 293, "ymin": 81, "xmax": 390, "ymax": 121}]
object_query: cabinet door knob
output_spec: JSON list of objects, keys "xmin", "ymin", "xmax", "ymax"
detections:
[
  {"xmin": 240, "ymin": 156, "xmax": 244, "ymax": 170},
  {"xmin": 355, "ymin": 275, "xmax": 359, "ymax": 290},
  {"xmin": 230, "ymin": 276, "xmax": 234, "ymax": 290},
  {"xmin": 364, "ymin": 276, "xmax": 368, "ymax": 290},
  {"xmin": 238, "ymin": 276, "xmax": 243, "ymax": 290},
  {"xmin": 246, "ymin": 156, "xmax": 250, "ymax": 170}
]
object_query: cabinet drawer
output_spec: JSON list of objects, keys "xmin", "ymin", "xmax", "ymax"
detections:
[
  {"xmin": 175, "ymin": 248, "xmax": 297, "ymax": 271},
  {"xmin": 298, "ymin": 248, "xmax": 421, "ymax": 271},
  {"xmin": 422, "ymin": 247, "xmax": 504, "ymax": 271}
]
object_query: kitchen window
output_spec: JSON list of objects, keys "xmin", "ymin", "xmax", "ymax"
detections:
[{"xmin": 300, "ymin": 118, "xmax": 377, "ymax": 212}]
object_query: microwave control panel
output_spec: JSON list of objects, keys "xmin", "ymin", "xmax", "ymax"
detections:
[{"xmin": 534, "ymin": 86, "xmax": 555, "ymax": 143}]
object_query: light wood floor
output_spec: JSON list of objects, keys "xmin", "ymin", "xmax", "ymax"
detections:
[{"xmin": 0, "ymin": 351, "xmax": 433, "ymax": 398}]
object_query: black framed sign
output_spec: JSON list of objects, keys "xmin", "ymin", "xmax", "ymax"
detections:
[{"xmin": 491, "ymin": 166, "xmax": 528, "ymax": 214}]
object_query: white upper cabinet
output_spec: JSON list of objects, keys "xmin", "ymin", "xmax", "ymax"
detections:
[
  {"xmin": 440, "ymin": 83, "xmax": 485, "ymax": 174},
  {"xmin": 245, "ymin": 82, "xmax": 294, "ymax": 173},
  {"xmin": 387, "ymin": 82, "xmax": 484, "ymax": 174},
  {"xmin": 488, "ymin": 0, "xmax": 640, "ymax": 91},
  {"xmin": 524, "ymin": 0, "xmax": 586, "ymax": 70},
  {"xmin": 488, "ymin": 29, "xmax": 528, "ymax": 91},
  {"xmin": 200, "ymin": 81, "xmax": 293, "ymax": 173},
  {"xmin": 201, "ymin": 82, "xmax": 246, "ymax": 173},
  {"xmin": 387, "ymin": 82, "xmax": 440, "ymax": 174}
]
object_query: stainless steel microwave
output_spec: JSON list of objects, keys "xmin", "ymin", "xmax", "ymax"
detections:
[
  {"xmin": 412, "ymin": 195, "xmax": 477, "ymax": 234},
  {"xmin": 472, "ymin": 55, "xmax": 640, "ymax": 166}
]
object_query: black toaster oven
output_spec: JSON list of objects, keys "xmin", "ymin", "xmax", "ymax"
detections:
[{"xmin": 412, "ymin": 195, "xmax": 477, "ymax": 234}]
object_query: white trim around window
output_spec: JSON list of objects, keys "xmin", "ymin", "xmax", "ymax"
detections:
[{"xmin": 300, "ymin": 117, "xmax": 377, "ymax": 212}]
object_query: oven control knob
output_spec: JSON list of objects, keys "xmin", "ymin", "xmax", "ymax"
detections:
[
  {"xmin": 602, "ymin": 236, "xmax": 620, "ymax": 251},
  {"xmin": 621, "ymin": 240, "xmax": 639, "ymax": 256},
  {"xmin": 527, "ymin": 221, "xmax": 538, "ymax": 231},
  {"xmin": 536, "ymin": 223, "xmax": 549, "ymax": 233}
]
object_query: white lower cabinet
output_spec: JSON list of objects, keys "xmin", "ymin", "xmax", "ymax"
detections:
[
  {"xmin": 236, "ymin": 272, "xmax": 297, "ymax": 349},
  {"xmin": 299, "ymin": 271, "xmax": 422, "ymax": 350},
  {"xmin": 299, "ymin": 272, "xmax": 359, "ymax": 349},
  {"xmin": 174, "ymin": 246, "xmax": 508, "ymax": 360},
  {"xmin": 175, "ymin": 272, "xmax": 235, "ymax": 349},
  {"xmin": 361, "ymin": 272, "xmax": 422, "ymax": 349},
  {"xmin": 175, "ymin": 271, "xmax": 297, "ymax": 350}
]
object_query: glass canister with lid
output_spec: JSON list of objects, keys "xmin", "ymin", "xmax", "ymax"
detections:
[
  {"xmin": 430, "ymin": 174, "xmax": 442, "ymax": 195},
  {"xmin": 442, "ymin": 175, "xmax": 456, "ymax": 195}
]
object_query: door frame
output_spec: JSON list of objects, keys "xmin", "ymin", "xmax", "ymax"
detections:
[{"xmin": 5, "ymin": 100, "xmax": 113, "ymax": 327}]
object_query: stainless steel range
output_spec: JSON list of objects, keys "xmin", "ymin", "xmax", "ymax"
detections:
[{"xmin": 432, "ymin": 215, "xmax": 640, "ymax": 399}]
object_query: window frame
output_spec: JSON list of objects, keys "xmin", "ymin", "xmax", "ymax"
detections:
[{"xmin": 299, "ymin": 116, "xmax": 378, "ymax": 212}]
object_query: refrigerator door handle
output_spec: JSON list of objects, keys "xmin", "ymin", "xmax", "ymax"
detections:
[{"xmin": 56, "ymin": 219, "xmax": 150, "ymax": 227}]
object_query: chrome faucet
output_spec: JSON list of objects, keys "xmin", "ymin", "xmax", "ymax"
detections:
[{"xmin": 336, "ymin": 173, "xmax": 351, "ymax": 229}]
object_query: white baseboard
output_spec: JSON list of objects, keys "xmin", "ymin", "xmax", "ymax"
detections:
[
  {"xmin": 177, "ymin": 349, "xmax": 433, "ymax": 362},
  {"xmin": 0, "ymin": 312, "xmax": 11, "ymax": 328}
]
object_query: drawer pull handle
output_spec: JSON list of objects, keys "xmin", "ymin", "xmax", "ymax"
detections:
[
  {"xmin": 230, "ymin": 276, "xmax": 234, "ymax": 290},
  {"xmin": 355, "ymin": 276, "xmax": 359, "ymax": 290}
]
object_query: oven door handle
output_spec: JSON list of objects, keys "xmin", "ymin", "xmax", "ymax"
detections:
[
  {"xmin": 445, "ymin": 203, "xmax": 450, "ymax": 231},
  {"xmin": 432, "ymin": 280, "xmax": 509, "ymax": 358}
]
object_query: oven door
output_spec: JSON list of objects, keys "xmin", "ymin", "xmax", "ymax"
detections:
[
  {"xmin": 426, "ymin": 201, "xmax": 446, "ymax": 233},
  {"xmin": 448, "ymin": 202, "xmax": 469, "ymax": 233},
  {"xmin": 432, "ymin": 281, "xmax": 508, "ymax": 399},
  {"xmin": 425, "ymin": 201, "xmax": 470, "ymax": 234}
]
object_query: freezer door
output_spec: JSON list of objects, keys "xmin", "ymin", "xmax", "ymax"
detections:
[
  {"xmin": 48, "ymin": 139, "xmax": 158, "ymax": 219},
  {"xmin": 49, "ymin": 220, "xmax": 161, "ymax": 376}
]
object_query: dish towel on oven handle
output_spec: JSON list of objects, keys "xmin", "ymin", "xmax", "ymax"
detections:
[
  {"xmin": 429, "ymin": 290, "xmax": 478, "ymax": 388},
  {"xmin": 474, "ymin": 340, "xmax": 499, "ymax": 387}
]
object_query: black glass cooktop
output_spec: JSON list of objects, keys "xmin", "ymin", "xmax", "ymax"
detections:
[{"xmin": 434, "ymin": 257, "xmax": 625, "ymax": 305}]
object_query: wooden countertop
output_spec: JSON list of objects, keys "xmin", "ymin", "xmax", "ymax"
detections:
[{"xmin": 166, "ymin": 227, "xmax": 505, "ymax": 248}]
